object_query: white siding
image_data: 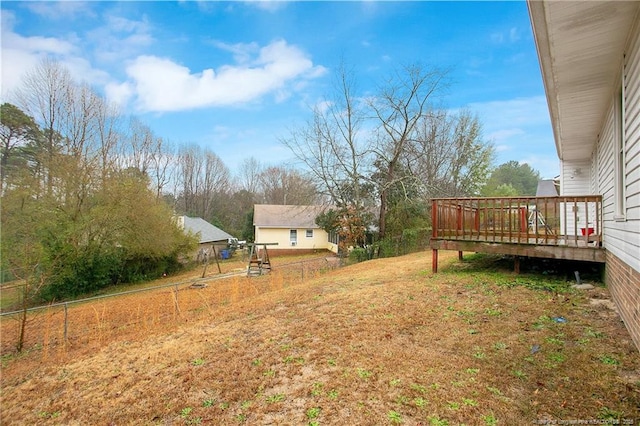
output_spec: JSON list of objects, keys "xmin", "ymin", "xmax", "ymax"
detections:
[
  {"xmin": 560, "ymin": 160, "xmax": 592, "ymax": 235},
  {"xmin": 561, "ymin": 160, "xmax": 591, "ymax": 195},
  {"xmin": 626, "ymin": 27, "xmax": 640, "ymax": 224},
  {"xmin": 592, "ymin": 23, "xmax": 640, "ymax": 272},
  {"xmin": 597, "ymin": 103, "xmax": 617, "ymax": 225},
  {"xmin": 255, "ymin": 227, "xmax": 335, "ymax": 252}
]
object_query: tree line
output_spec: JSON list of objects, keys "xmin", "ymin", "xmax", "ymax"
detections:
[
  {"xmin": 0, "ymin": 59, "xmax": 320, "ymax": 303},
  {"xmin": 1, "ymin": 58, "xmax": 540, "ymax": 303}
]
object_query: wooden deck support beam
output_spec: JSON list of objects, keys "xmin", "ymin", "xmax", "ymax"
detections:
[
  {"xmin": 430, "ymin": 239, "xmax": 605, "ymax": 263},
  {"xmin": 432, "ymin": 249, "xmax": 438, "ymax": 273}
]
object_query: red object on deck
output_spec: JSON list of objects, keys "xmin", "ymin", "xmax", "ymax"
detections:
[{"xmin": 581, "ymin": 227, "xmax": 595, "ymax": 236}]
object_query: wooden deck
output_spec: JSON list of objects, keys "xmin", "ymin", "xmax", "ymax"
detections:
[{"xmin": 430, "ymin": 196, "xmax": 605, "ymax": 272}]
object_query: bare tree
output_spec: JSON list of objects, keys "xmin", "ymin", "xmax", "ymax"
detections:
[
  {"xmin": 176, "ymin": 145, "xmax": 230, "ymax": 219},
  {"xmin": 408, "ymin": 109, "xmax": 494, "ymax": 199},
  {"xmin": 95, "ymin": 100, "xmax": 123, "ymax": 183},
  {"xmin": 16, "ymin": 58, "xmax": 72, "ymax": 194},
  {"xmin": 237, "ymin": 156, "xmax": 264, "ymax": 196},
  {"xmin": 201, "ymin": 150, "xmax": 230, "ymax": 219},
  {"xmin": 369, "ymin": 64, "xmax": 448, "ymax": 239},
  {"xmin": 123, "ymin": 117, "xmax": 155, "ymax": 175},
  {"xmin": 15, "ymin": 59, "xmax": 109, "ymax": 219},
  {"xmin": 60, "ymin": 82, "xmax": 103, "ymax": 160},
  {"xmin": 149, "ymin": 137, "xmax": 175, "ymax": 200},
  {"xmin": 259, "ymin": 165, "xmax": 318, "ymax": 205},
  {"xmin": 281, "ymin": 63, "xmax": 372, "ymax": 210}
]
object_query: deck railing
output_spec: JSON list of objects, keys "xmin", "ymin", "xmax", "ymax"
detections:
[{"xmin": 431, "ymin": 196, "xmax": 602, "ymax": 248}]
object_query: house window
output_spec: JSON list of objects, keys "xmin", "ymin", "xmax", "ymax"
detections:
[
  {"xmin": 614, "ymin": 60, "xmax": 626, "ymax": 221},
  {"xmin": 329, "ymin": 231, "xmax": 339, "ymax": 245},
  {"xmin": 290, "ymin": 229, "xmax": 297, "ymax": 246},
  {"xmin": 306, "ymin": 229, "xmax": 313, "ymax": 238}
]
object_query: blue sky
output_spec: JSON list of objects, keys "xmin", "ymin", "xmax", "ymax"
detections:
[{"xmin": 1, "ymin": 1, "xmax": 559, "ymax": 179}]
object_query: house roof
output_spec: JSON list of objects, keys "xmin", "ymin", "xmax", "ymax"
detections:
[
  {"xmin": 528, "ymin": 1, "xmax": 640, "ymax": 162},
  {"xmin": 180, "ymin": 216, "xmax": 234, "ymax": 244},
  {"xmin": 253, "ymin": 205, "xmax": 330, "ymax": 229},
  {"xmin": 536, "ymin": 179, "xmax": 559, "ymax": 197}
]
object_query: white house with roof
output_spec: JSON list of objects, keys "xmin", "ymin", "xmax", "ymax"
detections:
[
  {"xmin": 253, "ymin": 205, "xmax": 338, "ymax": 254},
  {"xmin": 528, "ymin": 0, "xmax": 640, "ymax": 350}
]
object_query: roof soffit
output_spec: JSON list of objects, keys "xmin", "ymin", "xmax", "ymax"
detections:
[{"xmin": 528, "ymin": 0, "xmax": 640, "ymax": 161}]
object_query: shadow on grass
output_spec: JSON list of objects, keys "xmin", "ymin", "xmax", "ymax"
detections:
[{"xmin": 441, "ymin": 252, "xmax": 605, "ymax": 293}]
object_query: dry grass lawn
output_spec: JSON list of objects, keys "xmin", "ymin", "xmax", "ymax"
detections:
[{"xmin": 1, "ymin": 251, "xmax": 639, "ymax": 425}]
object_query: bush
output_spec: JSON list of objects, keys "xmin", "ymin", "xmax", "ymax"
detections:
[
  {"xmin": 377, "ymin": 228, "xmax": 431, "ymax": 258},
  {"xmin": 40, "ymin": 248, "xmax": 123, "ymax": 301},
  {"xmin": 38, "ymin": 247, "xmax": 185, "ymax": 302},
  {"xmin": 118, "ymin": 255, "xmax": 183, "ymax": 283},
  {"xmin": 348, "ymin": 246, "xmax": 376, "ymax": 263}
]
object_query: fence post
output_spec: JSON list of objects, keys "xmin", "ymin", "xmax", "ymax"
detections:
[
  {"xmin": 64, "ymin": 302, "xmax": 68, "ymax": 342},
  {"xmin": 173, "ymin": 284, "xmax": 180, "ymax": 316}
]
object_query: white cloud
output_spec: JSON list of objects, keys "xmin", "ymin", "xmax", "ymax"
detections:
[
  {"xmin": 1, "ymin": 11, "xmax": 75, "ymax": 55},
  {"xmin": 25, "ymin": 2, "xmax": 95, "ymax": 20},
  {"xmin": 490, "ymin": 27, "xmax": 521, "ymax": 45},
  {"xmin": 1, "ymin": 9, "xmax": 149, "ymax": 99},
  {"xmin": 117, "ymin": 39, "xmax": 327, "ymax": 112},
  {"xmin": 0, "ymin": 35, "xmax": 110, "ymax": 98},
  {"xmin": 209, "ymin": 41, "xmax": 260, "ymax": 65},
  {"xmin": 490, "ymin": 32, "xmax": 504, "ymax": 44},
  {"xmin": 104, "ymin": 81, "xmax": 134, "ymax": 106},
  {"xmin": 487, "ymin": 128, "xmax": 525, "ymax": 143},
  {"xmin": 1, "ymin": 11, "xmax": 79, "ymax": 97},
  {"xmin": 468, "ymin": 96, "xmax": 550, "ymax": 131},
  {"xmin": 517, "ymin": 155, "xmax": 560, "ymax": 179},
  {"xmin": 1, "ymin": 48, "xmax": 40, "ymax": 98},
  {"xmin": 509, "ymin": 27, "xmax": 520, "ymax": 43},
  {"xmin": 88, "ymin": 15, "xmax": 154, "ymax": 63},
  {"xmin": 242, "ymin": 0, "xmax": 287, "ymax": 12},
  {"xmin": 310, "ymin": 100, "xmax": 331, "ymax": 115},
  {"xmin": 461, "ymin": 96, "xmax": 558, "ymax": 178}
]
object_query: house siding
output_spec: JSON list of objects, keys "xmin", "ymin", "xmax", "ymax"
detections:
[
  {"xmin": 626, "ymin": 25, "xmax": 640, "ymax": 225},
  {"xmin": 255, "ymin": 227, "xmax": 334, "ymax": 253},
  {"xmin": 594, "ymin": 22, "xmax": 640, "ymax": 273},
  {"xmin": 561, "ymin": 160, "xmax": 591, "ymax": 196},
  {"xmin": 561, "ymin": 160, "xmax": 595, "ymax": 235},
  {"xmin": 594, "ymin": 21, "xmax": 640, "ymax": 352}
]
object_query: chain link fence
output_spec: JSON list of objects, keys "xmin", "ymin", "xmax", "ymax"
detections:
[{"xmin": 0, "ymin": 256, "xmax": 342, "ymax": 356}]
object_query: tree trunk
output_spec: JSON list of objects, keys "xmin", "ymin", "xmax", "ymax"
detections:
[{"xmin": 379, "ymin": 187, "xmax": 388, "ymax": 240}]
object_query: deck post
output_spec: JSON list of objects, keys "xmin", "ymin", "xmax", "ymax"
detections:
[
  {"xmin": 458, "ymin": 251, "xmax": 463, "ymax": 261},
  {"xmin": 514, "ymin": 256, "xmax": 520, "ymax": 274},
  {"xmin": 432, "ymin": 249, "xmax": 438, "ymax": 273}
]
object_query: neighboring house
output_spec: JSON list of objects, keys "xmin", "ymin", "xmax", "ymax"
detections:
[
  {"xmin": 253, "ymin": 205, "xmax": 338, "ymax": 254},
  {"xmin": 529, "ymin": 0, "xmax": 640, "ymax": 350},
  {"xmin": 176, "ymin": 216, "xmax": 235, "ymax": 260},
  {"xmin": 535, "ymin": 178, "xmax": 559, "ymax": 197}
]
